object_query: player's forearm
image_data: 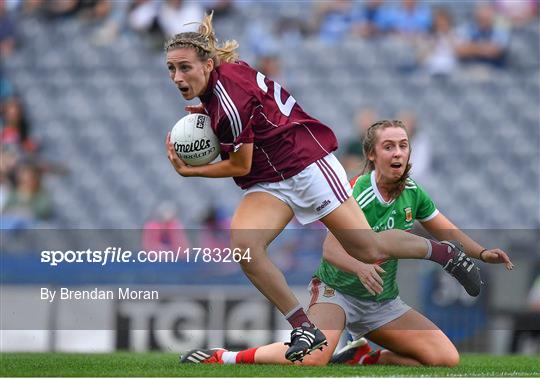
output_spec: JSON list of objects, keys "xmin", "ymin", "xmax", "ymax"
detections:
[
  {"xmin": 323, "ymin": 233, "xmax": 365, "ymax": 275},
  {"xmin": 478, "ymin": 43, "xmax": 504, "ymax": 58},
  {"xmin": 181, "ymin": 159, "xmax": 249, "ymax": 178}
]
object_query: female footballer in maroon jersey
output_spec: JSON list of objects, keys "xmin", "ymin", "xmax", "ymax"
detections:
[{"xmin": 164, "ymin": 12, "xmax": 482, "ymax": 362}]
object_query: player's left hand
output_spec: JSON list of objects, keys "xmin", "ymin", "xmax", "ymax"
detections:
[
  {"xmin": 166, "ymin": 132, "xmax": 192, "ymax": 177},
  {"xmin": 481, "ymin": 248, "xmax": 514, "ymax": 270}
]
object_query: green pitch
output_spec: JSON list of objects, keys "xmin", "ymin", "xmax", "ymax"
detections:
[{"xmin": 1, "ymin": 353, "xmax": 538, "ymax": 377}]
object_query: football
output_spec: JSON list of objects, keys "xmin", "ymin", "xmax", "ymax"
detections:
[{"xmin": 170, "ymin": 113, "xmax": 220, "ymax": 166}]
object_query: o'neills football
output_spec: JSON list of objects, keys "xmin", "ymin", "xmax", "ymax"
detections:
[{"xmin": 170, "ymin": 113, "xmax": 220, "ymax": 166}]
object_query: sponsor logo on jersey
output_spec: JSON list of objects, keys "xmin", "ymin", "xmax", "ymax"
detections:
[
  {"xmin": 316, "ymin": 200, "xmax": 331, "ymax": 212},
  {"xmin": 323, "ymin": 286, "xmax": 335, "ymax": 298},
  {"xmin": 404, "ymin": 207, "xmax": 412, "ymax": 222}
]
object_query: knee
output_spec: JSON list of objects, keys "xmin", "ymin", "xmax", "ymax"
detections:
[
  {"xmin": 230, "ymin": 234, "xmax": 264, "ymax": 270},
  {"xmin": 419, "ymin": 349, "xmax": 460, "ymax": 367},
  {"xmin": 300, "ymin": 353, "xmax": 331, "ymax": 366},
  {"xmin": 443, "ymin": 350, "xmax": 460, "ymax": 367}
]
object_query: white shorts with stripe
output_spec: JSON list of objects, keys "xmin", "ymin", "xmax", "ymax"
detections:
[
  {"xmin": 308, "ymin": 277, "xmax": 411, "ymax": 339},
  {"xmin": 244, "ymin": 153, "xmax": 352, "ymax": 225}
]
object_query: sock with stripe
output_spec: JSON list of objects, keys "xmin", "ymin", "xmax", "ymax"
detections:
[
  {"xmin": 221, "ymin": 348, "xmax": 258, "ymax": 364},
  {"xmin": 359, "ymin": 350, "xmax": 381, "ymax": 365},
  {"xmin": 424, "ymin": 239, "xmax": 454, "ymax": 266},
  {"xmin": 285, "ymin": 305, "xmax": 315, "ymax": 328}
]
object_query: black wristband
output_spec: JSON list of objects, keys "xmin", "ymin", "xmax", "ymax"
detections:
[{"xmin": 479, "ymin": 249, "xmax": 488, "ymax": 262}]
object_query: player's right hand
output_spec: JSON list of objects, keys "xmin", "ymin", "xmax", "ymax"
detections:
[
  {"xmin": 355, "ymin": 263, "xmax": 385, "ymax": 296},
  {"xmin": 166, "ymin": 132, "xmax": 191, "ymax": 177},
  {"xmin": 185, "ymin": 104, "xmax": 206, "ymax": 114}
]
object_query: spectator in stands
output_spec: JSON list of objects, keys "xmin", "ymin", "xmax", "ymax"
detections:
[
  {"xmin": 157, "ymin": 0, "xmax": 204, "ymax": 38},
  {"xmin": 0, "ymin": 71, "xmax": 14, "ymax": 101},
  {"xmin": 0, "ymin": 0, "xmax": 16, "ymax": 58},
  {"xmin": 397, "ymin": 110, "xmax": 431, "ymax": 185},
  {"xmin": 0, "ymin": 144, "xmax": 18, "ymax": 211},
  {"xmin": 416, "ymin": 7, "xmax": 458, "ymax": 76},
  {"xmin": 2, "ymin": 160, "xmax": 53, "ymax": 227},
  {"xmin": 23, "ymin": 0, "xmax": 110, "ymax": 20},
  {"xmin": 199, "ymin": 0, "xmax": 235, "ymax": 20},
  {"xmin": 455, "ymin": 3, "xmax": 510, "ymax": 68},
  {"xmin": 311, "ymin": 0, "xmax": 359, "ymax": 44},
  {"xmin": 142, "ymin": 201, "xmax": 190, "ymax": 258},
  {"xmin": 246, "ymin": 17, "xmax": 304, "ymax": 59},
  {"xmin": 198, "ymin": 205, "xmax": 230, "ymax": 249},
  {"xmin": 198, "ymin": 205, "xmax": 241, "ymax": 275},
  {"xmin": 77, "ymin": 0, "xmax": 111, "ymax": 23},
  {"xmin": 386, "ymin": 0, "xmax": 432, "ymax": 37},
  {"xmin": 494, "ymin": 0, "xmax": 538, "ymax": 27},
  {"xmin": 129, "ymin": 0, "xmax": 203, "ymax": 40},
  {"xmin": 91, "ymin": 0, "xmax": 131, "ymax": 46},
  {"xmin": 351, "ymin": 0, "xmax": 391, "ymax": 38},
  {"xmin": 1, "ymin": 96, "xmax": 37, "ymax": 153},
  {"xmin": 341, "ymin": 108, "xmax": 377, "ymax": 177}
]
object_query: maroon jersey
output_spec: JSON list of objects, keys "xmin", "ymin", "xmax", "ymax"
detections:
[{"xmin": 199, "ymin": 61, "xmax": 338, "ymax": 189}]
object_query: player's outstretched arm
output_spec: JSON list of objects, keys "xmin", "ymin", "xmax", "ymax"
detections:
[
  {"xmin": 166, "ymin": 132, "xmax": 253, "ymax": 178},
  {"xmin": 323, "ymin": 232, "xmax": 385, "ymax": 295},
  {"xmin": 421, "ymin": 213, "xmax": 514, "ymax": 270}
]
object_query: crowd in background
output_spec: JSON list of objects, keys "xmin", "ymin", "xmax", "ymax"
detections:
[
  {"xmin": 1, "ymin": 52, "xmax": 57, "ymax": 228},
  {"xmin": 2, "ymin": 0, "xmax": 538, "ymax": 65},
  {"xmin": 1, "ymin": 0, "xmax": 538, "ymax": 231}
]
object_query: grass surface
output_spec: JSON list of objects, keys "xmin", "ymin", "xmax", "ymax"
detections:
[{"xmin": 1, "ymin": 353, "xmax": 539, "ymax": 377}]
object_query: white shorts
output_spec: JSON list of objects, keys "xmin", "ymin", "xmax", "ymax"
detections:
[
  {"xmin": 244, "ymin": 153, "xmax": 352, "ymax": 225},
  {"xmin": 308, "ymin": 277, "xmax": 411, "ymax": 339}
]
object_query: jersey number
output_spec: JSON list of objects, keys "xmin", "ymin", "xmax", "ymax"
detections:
[{"xmin": 256, "ymin": 72, "xmax": 296, "ymax": 117}]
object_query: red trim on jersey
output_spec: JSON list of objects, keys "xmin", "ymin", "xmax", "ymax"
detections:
[{"xmin": 349, "ymin": 175, "xmax": 360, "ymax": 188}]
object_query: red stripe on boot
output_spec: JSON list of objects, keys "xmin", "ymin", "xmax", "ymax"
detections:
[
  {"xmin": 236, "ymin": 347, "xmax": 258, "ymax": 364},
  {"xmin": 349, "ymin": 343, "xmax": 372, "ymax": 364},
  {"xmin": 360, "ymin": 350, "xmax": 381, "ymax": 365}
]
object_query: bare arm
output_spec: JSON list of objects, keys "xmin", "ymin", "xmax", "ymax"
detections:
[
  {"xmin": 166, "ymin": 132, "xmax": 253, "ymax": 178},
  {"xmin": 455, "ymin": 41, "xmax": 505, "ymax": 59},
  {"xmin": 421, "ymin": 212, "xmax": 513, "ymax": 270},
  {"xmin": 323, "ymin": 232, "xmax": 385, "ymax": 295}
]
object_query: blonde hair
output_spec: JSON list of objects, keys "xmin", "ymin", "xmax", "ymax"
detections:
[
  {"xmin": 362, "ymin": 120, "xmax": 412, "ymax": 199},
  {"xmin": 164, "ymin": 12, "xmax": 239, "ymax": 65}
]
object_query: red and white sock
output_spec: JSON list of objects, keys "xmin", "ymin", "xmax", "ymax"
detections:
[{"xmin": 221, "ymin": 347, "xmax": 258, "ymax": 364}]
